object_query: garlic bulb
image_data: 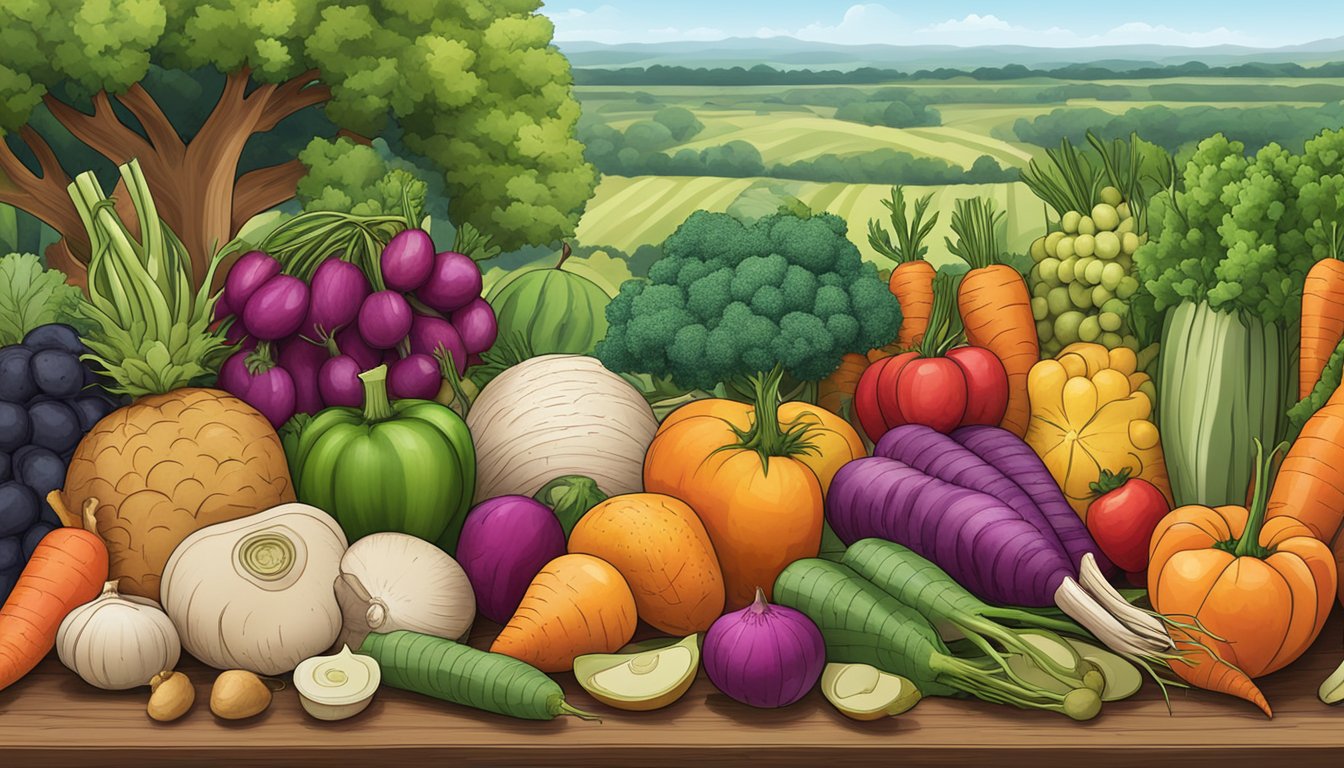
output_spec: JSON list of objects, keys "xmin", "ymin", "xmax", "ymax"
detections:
[
  {"xmin": 160, "ymin": 503, "xmax": 348, "ymax": 675},
  {"xmin": 57, "ymin": 580, "xmax": 181, "ymax": 690},
  {"xmin": 334, "ymin": 532, "xmax": 476, "ymax": 650}
]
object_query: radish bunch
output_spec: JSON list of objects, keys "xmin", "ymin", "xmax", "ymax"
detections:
[{"xmin": 215, "ymin": 229, "xmax": 496, "ymax": 427}]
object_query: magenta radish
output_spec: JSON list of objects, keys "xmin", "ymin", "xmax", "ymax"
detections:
[
  {"xmin": 389, "ymin": 354, "xmax": 443, "ymax": 400},
  {"xmin": 451, "ymin": 298, "xmax": 498, "ymax": 355},
  {"xmin": 380, "ymin": 229, "xmax": 436, "ymax": 292},
  {"xmin": 417, "ymin": 251, "xmax": 482, "ymax": 313},
  {"xmin": 455, "ymin": 496, "xmax": 567, "ymax": 624},
  {"xmin": 358, "ymin": 290, "xmax": 413, "ymax": 349},
  {"xmin": 278, "ymin": 336, "xmax": 329, "ymax": 415},
  {"xmin": 319, "ymin": 355, "xmax": 365, "ymax": 408},
  {"xmin": 702, "ymin": 588, "xmax": 825, "ymax": 709},
  {"xmin": 223, "ymin": 250, "xmax": 281, "ymax": 311},
  {"xmin": 224, "ymin": 321, "xmax": 256, "ymax": 352},
  {"xmin": 216, "ymin": 343, "xmax": 297, "ymax": 428},
  {"xmin": 306, "ymin": 258, "xmax": 370, "ymax": 339},
  {"xmin": 409, "ymin": 314, "xmax": 468, "ymax": 375},
  {"xmin": 331, "ymin": 325, "xmax": 381, "ymax": 371},
  {"xmin": 243, "ymin": 275, "xmax": 310, "ymax": 340},
  {"xmin": 213, "ymin": 294, "xmax": 234, "ymax": 323}
]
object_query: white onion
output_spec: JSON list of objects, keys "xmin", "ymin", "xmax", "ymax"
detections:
[{"xmin": 334, "ymin": 532, "xmax": 476, "ymax": 649}]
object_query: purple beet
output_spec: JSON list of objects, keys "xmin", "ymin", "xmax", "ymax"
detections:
[
  {"xmin": 243, "ymin": 275, "xmax": 310, "ymax": 340},
  {"xmin": 358, "ymin": 290, "xmax": 413, "ymax": 349},
  {"xmin": 408, "ymin": 314, "xmax": 467, "ymax": 375},
  {"xmin": 217, "ymin": 350, "xmax": 252, "ymax": 397},
  {"xmin": 455, "ymin": 496, "xmax": 567, "ymax": 624},
  {"xmin": 388, "ymin": 354, "xmax": 442, "ymax": 400},
  {"xmin": 216, "ymin": 344, "xmax": 296, "ymax": 428},
  {"xmin": 224, "ymin": 321, "xmax": 256, "ymax": 353},
  {"xmin": 278, "ymin": 336, "xmax": 329, "ymax": 416},
  {"xmin": 319, "ymin": 355, "xmax": 364, "ymax": 408},
  {"xmin": 416, "ymin": 251, "xmax": 481, "ymax": 313},
  {"xmin": 451, "ymin": 298, "xmax": 498, "ymax": 355},
  {"xmin": 332, "ymin": 325, "xmax": 381, "ymax": 371},
  {"xmin": 213, "ymin": 294, "xmax": 234, "ymax": 324},
  {"xmin": 223, "ymin": 251, "xmax": 281, "ymax": 312},
  {"xmin": 380, "ymin": 229, "xmax": 435, "ymax": 292},
  {"xmin": 306, "ymin": 259, "xmax": 370, "ymax": 339}
]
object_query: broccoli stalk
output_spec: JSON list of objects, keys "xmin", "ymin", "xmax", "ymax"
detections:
[{"xmin": 597, "ymin": 210, "xmax": 901, "ymax": 398}]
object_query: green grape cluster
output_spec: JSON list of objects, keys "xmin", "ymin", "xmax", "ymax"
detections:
[{"xmin": 1027, "ymin": 185, "xmax": 1145, "ymax": 356}]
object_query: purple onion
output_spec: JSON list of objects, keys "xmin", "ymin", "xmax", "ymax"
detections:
[
  {"xmin": 243, "ymin": 275, "xmax": 310, "ymax": 340},
  {"xmin": 380, "ymin": 229, "xmax": 435, "ymax": 292},
  {"xmin": 408, "ymin": 314, "xmax": 467, "ymax": 376},
  {"xmin": 318, "ymin": 355, "xmax": 364, "ymax": 408},
  {"xmin": 332, "ymin": 325, "xmax": 381, "ymax": 371},
  {"xmin": 451, "ymin": 298, "xmax": 498, "ymax": 355},
  {"xmin": 306, "ymin": 259, "xmax": 370, "ymax": 339},
  {"xmin": 223, "ymin": 251, "xmax": 281, "ymax": 312},
  {"xmin": 703, "ymin": 588, "xmax": 825, "ymax": 709},
  {"xmin": 358, "ymin": 290, "xmax": 413, "ymax": 349},
  {"xmin": 416, "ymin": 251, "xmax": 481, "ymax": 313},
  {"xmin": 455, "ymin": 496, "xmax": 567, "ymax": 624},
  {"xmin": 278, "ymin": 336, "xmax": 329, "ymax": 416},
  {"xmin": 389, "ymin": 354, "xmax": 442, "ymax": 400},
  {"xmin": 215, "ymin": 345, "xmax": 296, "ymax": 428}
]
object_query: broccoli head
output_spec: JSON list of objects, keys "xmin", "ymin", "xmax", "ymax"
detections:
[{"xmin": 597, "ymin": 210, "xmax": 900, "ymax": 390}]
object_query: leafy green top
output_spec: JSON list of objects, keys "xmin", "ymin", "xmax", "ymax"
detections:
[
  {"xmin": 71, "ymin": 160, "xmax": 227, "ymax": 397},
  {"xmin": 0, "ymin": 253, "xmax": 87, "ymax": 345},
  {"xmin": 867, "ymin": 185, "xmax": 938, "ymax": 265},
  {"xmin": 597, "ymin": 210, "xmax": 901, "ymax": 391},
  {"xmin": 1136, "ymin": 130, "xmax": 1344, "ymax": 323}
]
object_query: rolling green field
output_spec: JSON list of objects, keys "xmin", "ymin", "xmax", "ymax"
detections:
[{"xmin": 568, "ymin": 76, "xmax": 1344, "ymax": 274}]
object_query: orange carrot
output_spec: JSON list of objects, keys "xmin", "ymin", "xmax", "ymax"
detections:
[
  {"xmin": 0, "ymin": 499, "xmax": 109, "ymax": 693},
  {"xmin": 1167, "ymin": 628, "xmax": 1272, "ymax": 717},
  {"xmin": 949, "ymin": 198, "xmax": 1038, "ymax": 437},
  {"xmin": 1300, "ymin": 256, "xmax": 1344, "ymax": 399},
  {"xmin": 889, "ymin": 260, "xmax": 936, "ymax": 350},
  {"xmin": 489, "ymin": 553, "xmax": 637, "ymax": 673},
  {"xmin": 1267, "ymin": 388, "xmax": 1344, "ymax": 543},
  {"xmin": 868, "ymin": 185, "xmax": 939, "ymax": 353}
]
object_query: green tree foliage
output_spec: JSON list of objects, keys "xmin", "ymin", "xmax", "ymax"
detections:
[
  {"xmin": 834, "ymin": 99, "xmax": 940, "ymax": 129},
  {"xmin": 597, "ymin": 210, "xmax": 900, "ymax": 390},
  {"xmin": 297, "ymin": 137, "xmax": 428, "ymax": 218},
  {"xmin": 653, "ymin": 106, "xmax": 703, "ymax": 141},
  {"xmin": 0, "ymin": 0, "xmax": 593, "ymax": 287}
]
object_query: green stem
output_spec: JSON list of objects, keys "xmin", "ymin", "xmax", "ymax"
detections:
[
  {"xmin": 917, "ymin": 272, "xmax": 963, "ymax": 358},
  {"xmin": 359, "ymin": 364, "xmax": 394, "ymax": 422},
  {"xmin": 729, "ymin": 365, "xmax": 814, "ymax": 472},
  {"xmin": 1089, "ymin": 467, "xmax": 1133, "ymax": 497},
  {"xmin": 244, "ymin": 341, "xmax": 277, "ymax": 376},
  {"xmin": 1230, "ymin": 438, "xmax": 1287, "ymax": 558},
  {"xmin": 435, "ymin": 348, "xmax": 472, "ymax": 418}
]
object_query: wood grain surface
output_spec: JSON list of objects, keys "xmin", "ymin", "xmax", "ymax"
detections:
[{"xmin": 3, "ymin": 615, "xmax": 1343, "ymax": 767}]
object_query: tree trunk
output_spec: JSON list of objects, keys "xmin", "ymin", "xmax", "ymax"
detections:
[{"xmin": 0, "ymin": 68, "xmax": 331, "ymax": 292}]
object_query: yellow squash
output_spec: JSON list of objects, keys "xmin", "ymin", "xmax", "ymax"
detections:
[{"xmin": 1024, "ymin": 343, "xmax": 1173, "ymax": 519}]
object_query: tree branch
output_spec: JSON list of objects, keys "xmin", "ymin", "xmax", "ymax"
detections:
[
  {"xmin": 232, "ymin": 159, "xmax": 306, "ymax": 231},
  {"xmin": 115, "ymin": 83, "xmax": 186, "ymax": 161},
  {"xmin": 254, "ymin": 69, "xmax": 331, "ymax": 133},
  {"xmin": 0, "ymin": 129, "xmax": 83, "ymax": 246},
  {"xmin": 42, "ymin": 91, "xmax": 151, "ymax": 163}
]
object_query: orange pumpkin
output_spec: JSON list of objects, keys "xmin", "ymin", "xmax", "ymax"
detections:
[
  {"xmin": 1148, "ymin": 441, "xmax": 1336, "ymax": 716},
  {"xmin": 645, "ymin": 367, "xmax": 864, "ymax": 609}
]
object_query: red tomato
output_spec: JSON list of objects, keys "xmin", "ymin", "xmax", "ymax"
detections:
[
  {"xmin": 1086, "ymin": 472, "xmax": 1171, "ymax": 574},
  {"xmin": 853, "ymin": 345, "xmax": 1009, "ymax": 441},
  {"xmin": 946, "ymin": 346, "xmax": 1009, "ymax": 426}
]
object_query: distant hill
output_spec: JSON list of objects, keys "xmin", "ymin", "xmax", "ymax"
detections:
[{"xmin": 558, "ymin": 36, "xmax": 1344, "ymax": 72}]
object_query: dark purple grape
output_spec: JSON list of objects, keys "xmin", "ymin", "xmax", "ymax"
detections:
[
  {"xmin": 30, "ymin": 348, "xmax": 85, "ymax": 398},
  {"xmin": 0, "ymin": 402, "xmax": 30, "ymax": 452},
  {"xmin": 22, "ymin": 523, "xmax": 55, "ymax": 559},
  {"xmin": 380, "ymin": 229, "xmax": 435, "ymax": 292},
  {"xmin": 417, "ymin": 251, "xmax": 482, "ymax": 314},
  {"xmin": 28, "ymin": 400, "xmax": 81, "ymax": 454},
  {"xmin": 389, "ymin": 354, "xmax": 442, "ymax": 400},
  {"xmin": 0, "ymin": 537, "xmax": 20, "ymax": 573},
  {"xmin": 243, "ymin": 275, "xmax": 310, "ymax": 341},
  {"xmin": 408, "ymin": 314, "xmax": 467, "ymax": 375},
  {"xmin": 70, "ymin": 395, "xmax": 114, "ymax": 432},
  {"xmin": 23, "ymin": 324, "xmax": 85, "ymax": 355},
  {"xmin": 0, "ymin": 566, "xmax": 18, "ymax": 602},
  {"xmin": 358, "ymin": 290, "xmax": 413, "ymax": 349},
  {"xmin": 319, "ymin": 356, "xmax": 364, "ymax": 408},
  {"xmin": 14, "ymin": 445, "xmax": 65, "ymax": 500},
  {"xmin": 223, "ymin": 250, "xmax": 282, "ymax": 313},
  {"xmin": 0, "ymin": 482, "xmax": 39, "ymax": 537},
  {"xmin": 306, "ymin": 259, "xmax": 370, "ymax": 339},
  {"xmin": 451, "ymin": 298, "xmax": 499, "ymax": 355},
  {"xmin": 0, "ymin": 346, "xmax": 37, "ymax": 403},
  {"xmin": 277, "ymin": 336, "xmax": 328, "ymax": 416},
  {"xmin": 0, "ymin": 452, "xmax": 9, "ymax": 484}
]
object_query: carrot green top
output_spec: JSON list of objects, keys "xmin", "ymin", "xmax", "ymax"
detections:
[
  {"xmin": 946, "ymin": 197, "xmax": 1007, "ymax": 271},
  {"xmin": 867, "ymin": 185, "xmax": 938, "ymax": 265}
]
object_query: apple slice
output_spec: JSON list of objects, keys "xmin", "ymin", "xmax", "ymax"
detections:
[
  {"xmin": 820, "ymin": 663, "xmax": 921, "ymax": 720},
  {"xmin": 574, "ymin": 634, "xmax": 699, "ymax": 711}
]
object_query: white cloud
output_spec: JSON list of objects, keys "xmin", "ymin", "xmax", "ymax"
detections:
[
  {"xmin": 929, "ymin": 14, "xmax": 1014, "ymax": 33},
  {"xmin": 547, "ymin": 4, "xmax": 723, "ymax": 44}
]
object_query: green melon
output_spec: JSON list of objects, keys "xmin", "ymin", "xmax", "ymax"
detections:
[{"xmin": 487, "ymin": 246, "xmax": 612, "ymax": 356}]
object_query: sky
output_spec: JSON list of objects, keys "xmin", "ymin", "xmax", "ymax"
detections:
[{"xmin": 541, "ymin": 2, "xmax": 1344, "ymax": 48}]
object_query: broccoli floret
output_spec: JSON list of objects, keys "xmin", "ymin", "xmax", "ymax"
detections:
[{"xmin": 597, "ymin": 210, "xmax": 900, "ymax": 390}]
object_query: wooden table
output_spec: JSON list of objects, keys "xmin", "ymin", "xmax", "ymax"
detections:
[{"xmin": 4, "ymin": 616, "xmax": 1344, "ymax": 768}]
